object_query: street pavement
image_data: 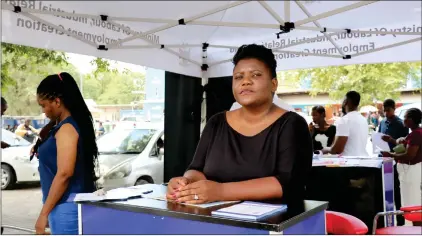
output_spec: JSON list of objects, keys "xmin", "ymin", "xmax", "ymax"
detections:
[{"xmin": 1, "ymin": 183, "xmax": 42, "ymax": 235}]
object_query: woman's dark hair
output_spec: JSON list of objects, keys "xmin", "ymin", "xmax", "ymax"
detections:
[
  {"xmin": 233, "ymin": 44, "xmax": 277, "ymax": 78},
  {"xmin": 406, "ymin": 108, "xmax": 422, "ymax": 125},
  {"xmin": 36, "ymin": 72, "xmax": 98, "ymax": 190},
  {"xmin": 312, "ymin": 106, "xmax": 326, "ymax": 115}
]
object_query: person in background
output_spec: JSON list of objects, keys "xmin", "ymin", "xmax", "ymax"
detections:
[
  {"xmin": 15, "ymin": 119, "xmax": 39, "ymax": 143},
  {"xmin": 33, "ymin": 72, "xmax": 98, "ymax": 234},
  {"xmin": 379, "ymin": 99, "xmax": 408, "ymax": 226},
  {"xmin": 382, "ymin": 108, "xmax": 422, "ymax": 226},
  {"xmin": 370, "ymin": 111, "xmax": 380, "ymax": 130},
  {"xmin": 1, "ymin": 97, "xmax": 10, "ymax": 149},
  {"xmin": 166, "ymin": 44, "xmax": 313, "ymax": 204},
  {"xmin": 309, "ymin": 106, "xmax": 336, "ymax": 152},
  {"xmin": 96, "ymin": 122, "xmax": 105, "ymax": 137},
  {"xmin": 322, "ymin": 91, "xmax": 368, "ymax": 156}
]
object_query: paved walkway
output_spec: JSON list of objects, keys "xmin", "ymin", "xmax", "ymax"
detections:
[{"xmin": 1, "ymin": 183, "xmax": 42, "ymax": 235}]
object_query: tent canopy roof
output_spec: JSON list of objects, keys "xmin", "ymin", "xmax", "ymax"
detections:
[{"xmin": 2, "ymin": 1, "xmax": 421, "ymax": 77}]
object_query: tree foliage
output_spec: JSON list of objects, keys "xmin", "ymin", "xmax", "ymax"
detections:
[
  {"xmin": 1, "ymin": 43, "xmax": 145, "ymax": 116},
  {"xmin": 279, "ymin": 62, "xmax": 421, "ymax": 105},
  {"xmin": 82, "ymin": 70, "xmax": 145, "ymax": 105},
  {"xmin": 1, "ymin": 43, "xmax": 68, "ymax": 92}
]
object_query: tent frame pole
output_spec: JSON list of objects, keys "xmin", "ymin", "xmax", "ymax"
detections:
[
  {"xmin": 105, "ymin": 1, "xmax": 250, "ymax": 49},
  {"xmin": 106, "ymin": 19, "xmax": 201, "ymax": 66},
  {"xmin": 20, "ymin": 12, "xmax": 97, "ymax": 48},
  {"xmin": 295, "ymin": 1, "xmax": 379, "ymax": 26},
  {"xmin": 258, "ymin": 1, "xmax": 285, "ymax": 25},
  {"xmin": 285, "ymin": 1, "xmax": 291, "ymax": 22},
  {"xmin": 351, "ymin": 37, "xmax": 422, "ymax": 57},
  {"xmin": 295, "ymin": 1, "xmax": 346, "ymax": 57}
]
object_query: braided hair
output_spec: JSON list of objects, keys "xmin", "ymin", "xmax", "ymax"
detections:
[{"xmin": 36, "ymin": 72, "xmax": 99, "ymax": 190}]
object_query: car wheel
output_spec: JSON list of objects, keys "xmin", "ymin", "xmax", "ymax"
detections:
[
  {"xmin": 1, "ymin": 164, "xmax": 16, "ymax": 190},
  {"xmin": 135, "ymin": 176, "xmax": 153, "ymax": 186}
]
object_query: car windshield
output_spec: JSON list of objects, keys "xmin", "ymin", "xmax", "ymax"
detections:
[
  {"xmin": 1, "ymin": 129, "xmax": 32, "ymax": 146},
  {"xmin": 97, "ymin": 128, "xmax": 156, "ymax": 154}
]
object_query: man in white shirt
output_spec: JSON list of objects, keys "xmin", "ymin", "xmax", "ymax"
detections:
[{"xmin": 322, "ymin": 91, "xmax": 369, "ymax": 156}]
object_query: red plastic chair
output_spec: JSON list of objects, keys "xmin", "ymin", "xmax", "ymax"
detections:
[
  {"xmin": 373, "ymin": 205, "xmax": 422, "ymax": 235},
  {"xmin": 326, "ymin": 211, "xmax": 368, "ymax": 235}
]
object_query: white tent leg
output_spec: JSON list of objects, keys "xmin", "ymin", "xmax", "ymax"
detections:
[
  {"xmin": 200, "ymin": 77, "xmax": 208, "ymax": 134},
  {"xmin": 200, "ymin": 43, "xmax": 209, "ymax": 134}
]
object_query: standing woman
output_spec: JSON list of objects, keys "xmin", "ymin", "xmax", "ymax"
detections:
[
  {"xmin": 309, "ymin": 106, "xmax": 336, "ymax": 152},
  {"xmin": 382, "ymin": 108, "xmax": 422, "ymax": 226},
  {"xmin": 33, "ymin": 72, "xmax": 98, "ymax": 234}
]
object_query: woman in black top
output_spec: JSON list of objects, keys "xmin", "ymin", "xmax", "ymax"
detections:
[
  {"xmin": 166, "ymin": 44, "xmax": 313, "ymax": 204},
  {"xmin": 309, "ymin": 106, "xmax": 336, "ymax": 152}
]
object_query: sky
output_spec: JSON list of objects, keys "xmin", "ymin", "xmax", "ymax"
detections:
[{"xmin": 66, "ymin": 52, "xmax": 146, "ymax": 74}]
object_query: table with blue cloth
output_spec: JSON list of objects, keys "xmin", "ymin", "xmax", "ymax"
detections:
[
  {"xmin": 306, "ymin": 156, "xmax": 395, "ymax": 232},
  {"xmin": 72, "ymin": 184, "xmax": 328, "ymax": 235}
]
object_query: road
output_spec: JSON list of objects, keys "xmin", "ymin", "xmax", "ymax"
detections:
[{"xmin": 1, "ymin": 183, "xmax": 42, "ymax": 234}]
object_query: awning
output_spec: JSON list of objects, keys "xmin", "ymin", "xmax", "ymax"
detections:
[{"xmin": 2, "ymin": 1, "xmax": 421, "ymax": 78}]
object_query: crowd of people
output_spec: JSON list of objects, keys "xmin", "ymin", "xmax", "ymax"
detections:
[{"xmin": 1, "ymin": 44, "xmax": 421, "ymax": 234}]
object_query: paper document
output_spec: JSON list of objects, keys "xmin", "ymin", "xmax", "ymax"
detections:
[
  {"xmin": 73, "ymin": 187, "xmax": 151, "ymax": 202},
  {"xmin": 371, "ymin": 132, "xmax": 390, "ymax": 153}
]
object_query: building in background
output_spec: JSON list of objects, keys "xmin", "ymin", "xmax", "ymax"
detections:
[
  {"xmin": 143, "ymin": 68, "xmax": 165, "ymax": 122},
  {"xmin": 277, "ymin": 88, "xmax": 421, "ymax": 116}
]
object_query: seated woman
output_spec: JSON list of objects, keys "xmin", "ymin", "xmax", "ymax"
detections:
[
  {"xmin": 166, "ymin": 44, "xmax": 313, "ymax": 204},
  {"xmin": 382, "ymin": 108, "xmax": 422, "ymax": 226},
  {"xmin": 309, "ymin": 106, "xmax": 336, "ymax": 152}
]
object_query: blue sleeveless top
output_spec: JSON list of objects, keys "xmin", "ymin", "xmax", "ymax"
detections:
[{"xmin": 38, "ymin": 116, "xmax": 95, "ymax": 204}]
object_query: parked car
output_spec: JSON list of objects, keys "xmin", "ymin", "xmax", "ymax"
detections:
[
  {"xmin": 1, "ymin": 129, "xmax": 40, "ymax": 190},
  {"xmin": 296, "ymin": 111, "xmax": 313, "ymax": 124},
  {"xmin": 395, "ymin": 102, "xmax": 421, "ymax": 120},
  {"xmin": 96, "ymin": 122, "xmax": 164, "ymax": 190}
]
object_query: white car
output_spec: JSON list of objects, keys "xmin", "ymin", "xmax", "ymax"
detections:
[
  {"xmin": 1, "ymin": 129, "xmax": 40, "ymax": 190},
  {"xmin": 395, "ymin": 102, "xmax": 421, "ymax": 120},
  {"xmin": 296, "ymin": 111, "xmax": 313, "ymax": 125},
  {"xmin": 96, "ymin": 123, "xmax": 164, "ymax": 190}
]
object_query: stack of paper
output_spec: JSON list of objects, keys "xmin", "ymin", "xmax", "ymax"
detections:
[
  {"xmin": 212, "ymin": 201, "xmax": 287, "ymax": 221},
  {"xmin": 73, "ymin": 187, "xmax": 151, "ymax": 202}
]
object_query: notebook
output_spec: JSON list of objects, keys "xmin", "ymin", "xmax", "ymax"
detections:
[{"xmin": 211, "ymin": 201, "xmax": 287, "ymax": 221}]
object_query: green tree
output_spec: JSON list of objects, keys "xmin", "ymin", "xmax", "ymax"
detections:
[
  {"xmin": 1, "ymin": 43, "xmax": 68, "ymax": 92},
  {"xmin": 96, "ymin": 71, "xmax": 145, "ymax": 104},
  {"xmin": 2, "ymin": 59, "xmax": 79, "ymax": 116},
  {"xmin": 279, "ymin": 62, "xmax": 421, "ymax": 105}
]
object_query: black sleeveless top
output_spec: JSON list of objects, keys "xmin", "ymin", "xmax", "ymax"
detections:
[{"xmin": 187, "ymin": 111, "xmax": 313, "ymax": 202}]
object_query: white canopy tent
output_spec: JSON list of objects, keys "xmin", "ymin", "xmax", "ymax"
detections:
[
  {"xmin": 2, "ymin": 1, "xmax": 421, "ymax": 78},
  {"xmin": 2, "ymin": 1, "xmax": 421, "ymax": 127}
]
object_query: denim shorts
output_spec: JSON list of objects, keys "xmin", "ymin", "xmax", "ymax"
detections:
[{"xmin": 48, "ymin": 202, "xmax": 78, "ymax": 235}]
